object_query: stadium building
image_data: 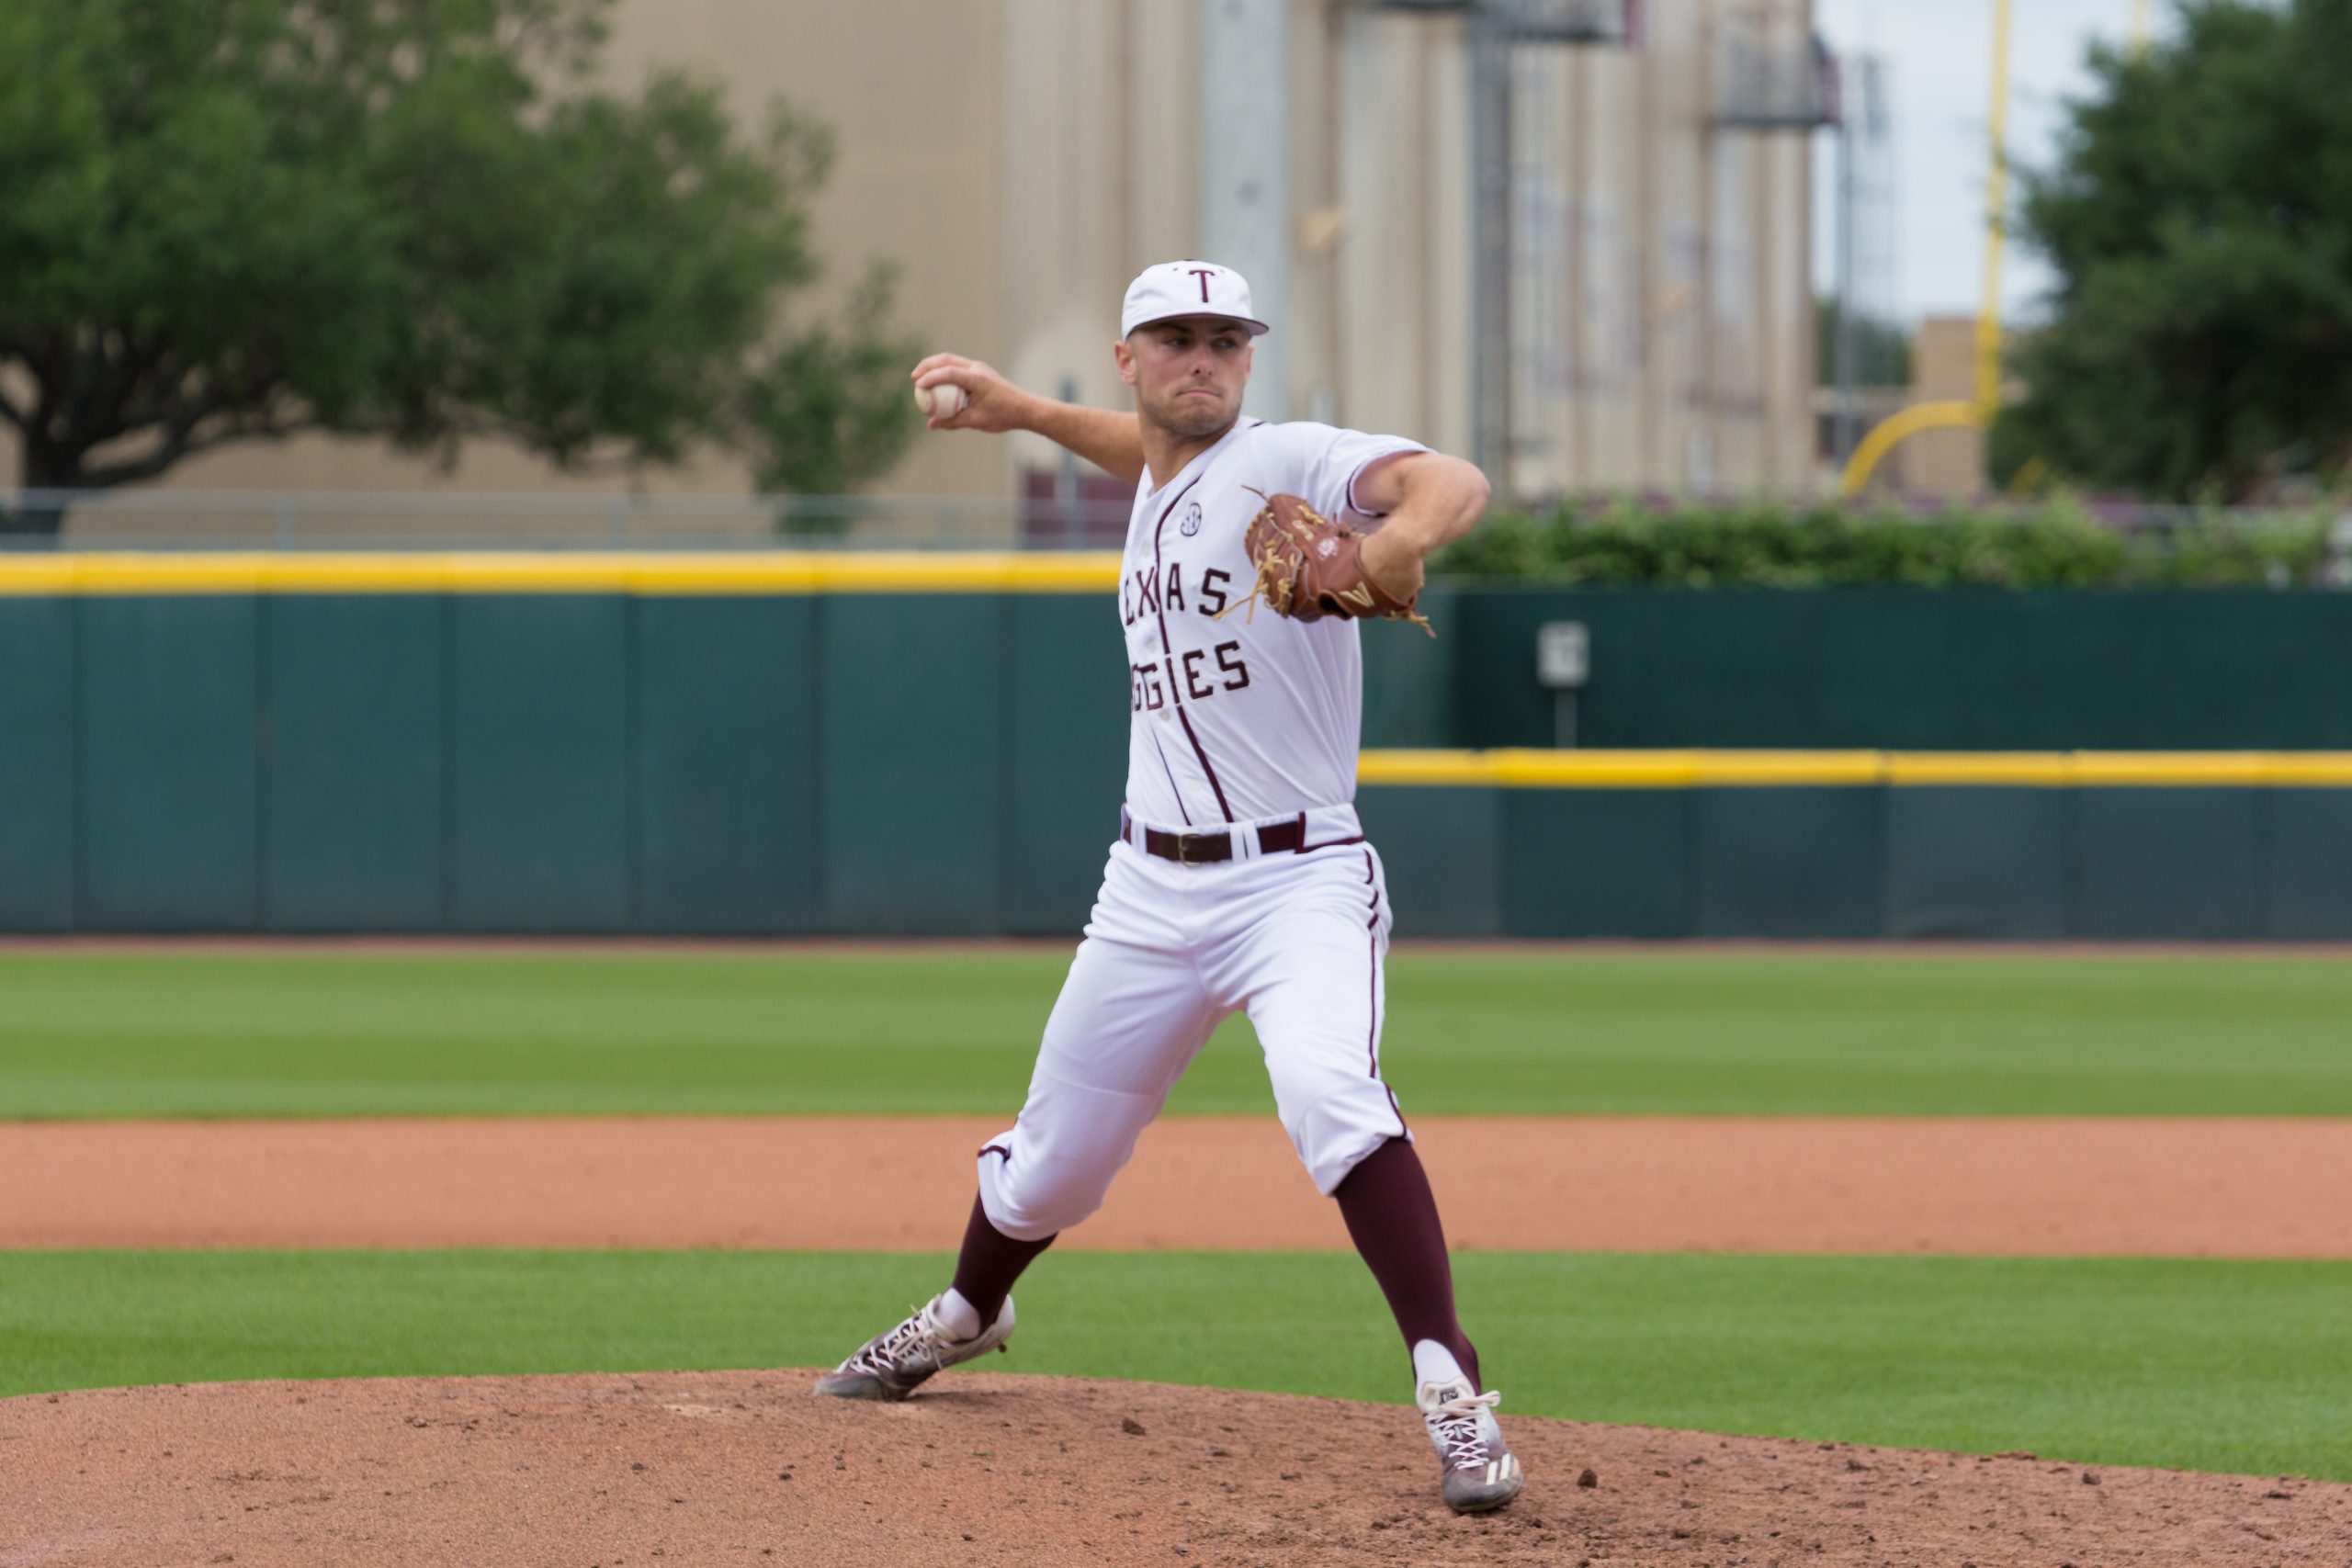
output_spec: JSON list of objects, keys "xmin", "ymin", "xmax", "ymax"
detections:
[{"xmin": 17, "ymin": 0, "xmax": 1823, "ymax": 524}]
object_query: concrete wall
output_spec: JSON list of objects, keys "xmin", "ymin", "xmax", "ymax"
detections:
[{"xmin": 1905, "ymin": 315, "xmax": 1986, "ymax": 496}]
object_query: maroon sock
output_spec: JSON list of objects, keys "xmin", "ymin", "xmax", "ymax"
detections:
[
  {"xmin": 948, "ymin": 1191, "xmax": 1053, "ymax": 1332},
  {"xmin": 1333, "ymin": 1137, "xmax": 1481, "ymax": 1389}
]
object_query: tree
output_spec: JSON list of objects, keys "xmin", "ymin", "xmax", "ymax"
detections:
[
  {"xmin": 1991, "ymin": 0, "xmax": 2352, "ymax": 501},
  {"xmin": 0, "ymin": 0, "xmax": 920, "ymax": 529}
]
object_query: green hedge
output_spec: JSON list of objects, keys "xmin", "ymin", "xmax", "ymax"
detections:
[{"xmin": 1436, "ymin": 500, "xmax": 2344, "ymax": 588}]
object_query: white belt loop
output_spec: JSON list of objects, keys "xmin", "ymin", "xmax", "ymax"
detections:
[{"xmin": 1299, "ymin": 803, "xmax": 1363, "ymax": 852}]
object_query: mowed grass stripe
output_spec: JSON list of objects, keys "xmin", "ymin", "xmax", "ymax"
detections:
[
  {"xmin": 4, "ymin": 951, "xmax": 2351, "ymax": 1119},
  {"xmin": 1, "ymin": 1249, "xmax": 2346, "ymax": 1483}
]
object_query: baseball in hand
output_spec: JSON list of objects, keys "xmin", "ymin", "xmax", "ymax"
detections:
[{"xmin": 915, "ymin": 381, "xmax": 967, "ymax": 420}]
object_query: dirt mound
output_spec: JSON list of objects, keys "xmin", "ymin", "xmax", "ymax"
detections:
[{"xmin": 6, "ymin": 1373, "xmax": 2346, "ymax": 1567}]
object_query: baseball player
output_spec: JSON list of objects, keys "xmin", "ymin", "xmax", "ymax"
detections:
[{"xmin": 814, "ymin": 260, "xmax": 1522, "ymax": 1515}]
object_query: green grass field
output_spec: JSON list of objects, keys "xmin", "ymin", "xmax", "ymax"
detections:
[
  {"xmin": 3, "ymin": 1249, "xmax": 2346, "ymax": 1481},
  {"xmin": 3, "ymin": 948, "xmax": 2349, "ymax": 1118},
  {"xmin": 5, "ymin": 948, "xmax": 2347, "ymax": 1482}
]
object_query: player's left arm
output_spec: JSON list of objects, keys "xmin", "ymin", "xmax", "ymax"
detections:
[{"xmin": 1351, "ymin": 453, "xmax": 1492, "ymax": 603}]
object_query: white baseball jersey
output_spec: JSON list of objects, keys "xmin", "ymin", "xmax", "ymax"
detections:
[
  {"xmin": 976, "ymin": 415, "xmax": 1432, "ymax": 1243},
  {"xmin": 1116, "ymin": 417, "xmax": 1427, "ymax": 828}
]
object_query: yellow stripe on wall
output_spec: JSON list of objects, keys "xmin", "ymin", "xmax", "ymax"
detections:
[
  {"xmin": 2063, "ymin": 751, "xmax": 2274, "ymax": 786},
  {"xmin": 1357, "ymin": 750, "xmax": 2352, "ymax": 788},
  {"xmin": 0, "ymin": 551, "xmax": 1127, "ymax": 596},
  {"xmin": 1882, "ymin": 752, "xmax": 2075, "ymax": 786},
  {"xmin": 2265, "ymin": 753, "xmax": 2352, "ymax": 785}
]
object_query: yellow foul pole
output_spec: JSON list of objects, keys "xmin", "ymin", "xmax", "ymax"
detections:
[
  {"xmin": 1841, "ymin": 0, "xmax": 2018, "ymax": 497},
  {"xmin": 2132, "ymin": 0, "xmax": 2153, "ymax": 55},
  {"xmin": 1973, "ymin": 0, "xmax": 2014, "ymax": 418}
]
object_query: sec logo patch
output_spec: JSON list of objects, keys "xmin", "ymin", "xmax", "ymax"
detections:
[{"xmin": 1181, "ymin": 502, "xmax": 1203, "ymax": 537}]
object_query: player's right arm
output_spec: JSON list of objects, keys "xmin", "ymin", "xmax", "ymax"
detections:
[{"xmin": 911, "ymin": 354, "xmax": 1147, "ymax": 484}]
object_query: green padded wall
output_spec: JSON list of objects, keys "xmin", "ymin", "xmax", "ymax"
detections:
[
  {"xmin": 1002, "ymin": 594, "xmax": 1127, "ymax": 934},
  {"xmin": 1358, "ymin": 583, "xmax": 1458, "ymax": 749},
  {"xmin": 76, "ymin": 597, "xmax": 260, "ymax": 931},
  {"xmin": 1465, "ymin": 591, "xmax": 1846, "ymax": 750},
  {"xmin": 1881, "ymin": 788, "xmax": 2069, "ymax": 939},
  {"xmin": 1440, "ymin": 589, "xmax": 2352, "ymax": 750},
  {"xmin": 2266, "ymin": 791, "xmax": 2352, "ymax": 940},
  {"xmin": 1357, "ymin": 786, "xmax": 1504, "ymax": 938},
  {"xmin": 2068, "ymin": 788, "xmax": 2265, "ymax": 941},
  {"xmin": 1502, "ymin": 790, "xmax": 1691, "ymax": 938},
  {"xmin": 1692, "ymin": 788, "xmax": 1883, "ymax": 939},
  {"xmin": 6, "ymin": 584, "xmax": 2352, "ymax": 940},
  {"xmin": 261, "ymin": 596, "xmax": 445, "ymax": 931},
  {"xmin": 445, "ymin": 596, "xmax": 631, "ymax": 932},
  {"xmin": 632, "ymin": 597, "xmax": 821, "ymax": 933},
  {"xmin": 820, "ymin": 594, "xmax": 1003, "ymax": 933},
  {"xmin": 0, "ymin": 600, "xmax": 74, "ymax": 930}
]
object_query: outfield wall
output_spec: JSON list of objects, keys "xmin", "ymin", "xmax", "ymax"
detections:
[
  {"xmin": 1372, "ymin": 584, "xmax": 2352, "ymax": 751},
  {"xmin": 1361, "ymin": 752, "xmax": 2352, "ymax": 942},
  {"xmin": 0, "ymin": 558, "xmax": 1124, "ymax": 936},
  {"xmin": 2, "ymin": 555, "xmax": 2346, "ymax": 939}
]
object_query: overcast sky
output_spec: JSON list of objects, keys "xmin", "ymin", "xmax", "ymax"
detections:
[{"xmin": 1809, "ymin": 0, "xmax": 2159, "ymax": 325}]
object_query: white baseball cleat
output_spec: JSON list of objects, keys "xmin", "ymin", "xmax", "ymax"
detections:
[
  {"xmin": 812, "ymin": 1293, "xmax": 1015, "ymax": 1401},
  {"xmin": 1418, "ymin": 1377, "xmax": 1525, "ymax": 1514}
]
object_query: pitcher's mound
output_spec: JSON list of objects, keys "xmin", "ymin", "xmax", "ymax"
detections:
[{"xmin": 6, "ymin": 1371, "xmax": 2344, "ymax": 1566}]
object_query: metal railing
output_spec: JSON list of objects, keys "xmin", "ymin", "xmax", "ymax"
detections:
[{"xmin": 0, "ymin": 489, "xmax": 1139, "ymax": 552}]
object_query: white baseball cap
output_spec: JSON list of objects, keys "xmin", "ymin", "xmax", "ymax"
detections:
[{"xmin": 1120, "ymin": 260, "xmax": 1271, "ymax": 339}]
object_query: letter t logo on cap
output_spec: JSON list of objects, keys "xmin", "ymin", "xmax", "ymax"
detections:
[{"xmin": 1120, "ymin": 260, "xmax": 1272, "ymax": 338}]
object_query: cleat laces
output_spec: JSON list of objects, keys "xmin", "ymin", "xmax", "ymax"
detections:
[
  {"xmin": 1427, "ymin": 1389, "xmax": 1502, "ymax": 1472},
  {"xmin": 844, "ymin": 1303, "xmax": 949, "ymax": 1375}
]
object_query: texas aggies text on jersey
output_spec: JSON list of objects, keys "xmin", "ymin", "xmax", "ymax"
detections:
[{"xmin": 1118, "ymin": 417, "xmax": 1427, "ymax": 828}]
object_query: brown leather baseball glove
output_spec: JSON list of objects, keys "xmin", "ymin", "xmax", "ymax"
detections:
[{"xmin": 1220, "ymin": 490, "xmax": 1434, "ymax": 637}]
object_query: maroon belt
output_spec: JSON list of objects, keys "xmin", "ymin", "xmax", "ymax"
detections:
[{"xmin": 1121, "ymin": 808, "xmax": 1306, "ymax": 865}]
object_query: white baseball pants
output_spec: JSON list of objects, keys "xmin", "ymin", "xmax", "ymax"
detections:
[{"xmin": 977, "ymin": 804, "xmax": 1408, "ymax": 1242}]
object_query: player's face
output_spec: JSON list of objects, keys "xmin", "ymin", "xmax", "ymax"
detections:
[{"xmin": 1117, "ymin": 318, "xmax": 1252, "ymax": 438}]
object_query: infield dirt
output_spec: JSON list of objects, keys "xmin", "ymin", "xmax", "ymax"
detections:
[
  {"xmin": 8, "ymin": 1113, "xmax": 2351, "ymax": 1257},
  {"xmin": 8, "ymin": 1370, "xmax": 2347, "ymax": 1567},
  {"xmin": 12, "ymin": 1112, "xmax": 2346, "ymax": 1562}
]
